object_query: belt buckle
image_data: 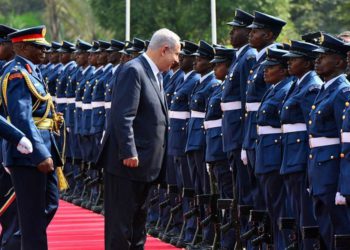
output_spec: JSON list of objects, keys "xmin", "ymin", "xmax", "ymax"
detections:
[{"xmin": 309, "ymin": 138, "xmax": 313, "ymax": 149}]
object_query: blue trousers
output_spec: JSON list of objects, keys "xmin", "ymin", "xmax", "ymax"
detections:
[
  {"xmin": 10, "ymin": 167, "xmax": 58, "ymax": 250},
  {"xmin": 164, "ymin": 155, "xmax": 182, "ymax": 231},
  {"xmin": 187, "ymin": 150, "xmax": 210, "ymax": 195},
  {"xmin": 174, "ymin": 155, "xmax": 195, "ymax": 242},
  {"xmin": 313, "ymin": 192, "xmax": 350, "ymax": 250},
  {"xmin": 284, "ymin": 172, "xmax": 317, "ymax": 250},
  {"xmin": 246, "ymin": 149, "xmax": 265, "ymax": 210},
  {"xmin": 212, "ymin": 160, "xmax": 235, "ymax": 249},
  {"xmin": 257, "ymin": 171, "xmax": 290, "ymax": 250},
  {"xmin": 0, "ymin": 168, "xmax": 20, "ymax": 250}
]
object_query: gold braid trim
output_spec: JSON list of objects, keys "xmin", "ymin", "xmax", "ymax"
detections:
[
  {"xmin": 2, "ymin": 70, "xmax": 68, "ymax": 191},
  {"xmin": 1, "ymin": 73, "xmax": 10, "ymax": 107}
]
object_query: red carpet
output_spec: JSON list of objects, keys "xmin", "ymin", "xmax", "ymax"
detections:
[{"xmin": 47, "ymin": 200, "xmax": 178, "ymax": 250}]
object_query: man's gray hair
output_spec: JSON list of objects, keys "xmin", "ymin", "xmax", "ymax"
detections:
[{"xmin": 148, "ymin": 28, "xmax": 180, "ymax": 51}]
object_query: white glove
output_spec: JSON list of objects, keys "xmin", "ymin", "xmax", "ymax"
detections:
[
  {"xmin": 335, "ymin": 192, "xmax": 347, "ymax": 205},
  {"xmin": 241, "ymin": 149, "xmax": 248, "ymax": 166},
  {"xmin": 100, "ymin": 130, "xmax": 106, "ymax": 144},
  {"xmin": 16, "ymin": 137, "xmax": 33, "ymax": 154}
]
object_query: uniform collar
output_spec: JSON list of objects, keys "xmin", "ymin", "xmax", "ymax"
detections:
[
  {"xmin": 256, "ymin": 43, "xmax": 275, "ymax": 62},
  {"xmin": 235, "ymin": 44, "xmax": 248, "ymax": 58},
  {"xmin": 16, "ymin": 55, "xmax": 40, "ymax": 77},
  {"xmin": 82, "ymin": 65, "xmax": 92, "ymax": 75},
  {"xmin": 296, "ymin": 71, "xmax": 312, "ymax": 86},
  {"xmin": 94, "ymin": 65, "xmax": 104, "ymax": 73},
  {"xmin": 112, "ymin": 64, "xmax": 120, "ymax": 74},
  {"xmin": 323, "ymin": 74, "xmax": 344, "ymax": 89},
  {"xmin": 184, "ymin": 70, "xmax": 194, "ymax": 81},
  {"xmin": 200, "ymin": 71, "xmax": 214, "ymax": 83},
  {"xmin": 2, "ymin": 59, "xmax": 13, "ymax": 69},
  {"xmin": 103, "ymin": 63, "xmax": 112, "ymax": 72},
  {"xmin": 61, "ymin": 61, "xmax": 74, "ymax": 72}
]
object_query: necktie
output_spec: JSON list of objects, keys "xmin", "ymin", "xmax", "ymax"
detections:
[{"xmin": 157, "ymin": 72, "xmax": 164, "ymax": 92}]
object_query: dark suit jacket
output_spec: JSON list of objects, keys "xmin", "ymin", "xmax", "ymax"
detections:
[{"xmin": 96, "ymin": 55, "xmax": 168, "ymax": 183}]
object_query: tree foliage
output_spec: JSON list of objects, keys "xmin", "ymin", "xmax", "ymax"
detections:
[{"xmin": 0, "ymin": 0, "xmax": 350, "ymax": 44}]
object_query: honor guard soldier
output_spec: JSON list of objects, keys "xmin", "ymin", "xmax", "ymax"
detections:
[
  {"xmin": 119, "ymin": 41, "xmax": 134, "ymax": 63},
  {"xmin": 91, "ymin": 40, "xmax": 114, "ymax": 164},
  {"xmin": 1, "ymin": 25, "xmax": 64, "ymax": 250},
  {"xmin": 55, "ymin": 41, "xmax": 76, "ymax": 115},
  {"xmin": 281, "ymin": 40, "xmax": 321, "ymax": 249},
  {"xmin": 0, "ymin": 25, "xmax": 16, "ymax": 71},
  {"xmin": 336, "ymin": 44, "xmax": 350, "ymax": 250},
  {"xmin": 78, "ymin": 40, "xmax": 108, "ymax": 208},
  {"xmin": 221, "ymin": 11, "xmax": 258, "ymax": 242},
  {"xmin": 63, "ymin": 40, "xmax": 92, "ymax": 201},
  {"xmin": 72, "ymin": 41, "xmax": 96, "ymax": 205},
  {"xmin": 55, "ymin": 41, "xmax": 77, "ymax": 183},
  {"xmin": 127, "ymin": 37, "xmax": 145, "ymax": 58},
  {"xmin": 93, "ymin": 39, "xmax": 124, "ymax": 139},
  {"xmin": 308, "ymin": 33, "xmax": 350, "ymax": 249},
  {"xmin": 74, "ymin": 40, "xmax": 97, "ymax": 167},
  {"xmin": 255, "ymin": 48, "xmax": 293, "ymax": 249},
  {"xmin": 205, "ymin": 47, "xmax": 235, "ymax": 250},
  {"xmin": 339, "ymin": 45, "xmax": 350, "ymax": 203},
  {"xmin": 158, "ymin": 40, "xmax": 199, "ymax": 242},
  {"xmin": 45, "ymin": 41, "xmax": 63, "ymax": 104},
  {"xmin": 103, "ymin": 40, "xmax": 125, "ymax": 132},
  {"xmin": 81, "ymin": 40, "xmax": 109, "ymax": 167},
  {"xmin": 41, "ymin": 41, "xmax": 60, "ymax": 80},
  {"xmin": 241, "ymin": 11, "xmax": 286, "ymax": 210},
  {"xmin": 184, "ymin": 40, "xmax": 216, "ymax": 248}
]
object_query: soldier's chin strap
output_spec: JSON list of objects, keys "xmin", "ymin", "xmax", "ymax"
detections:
[{"xmin": 2, "ymin": 70, "xmax": 69, "ymax": 191}]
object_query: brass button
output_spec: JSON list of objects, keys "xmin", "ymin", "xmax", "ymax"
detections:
[
  {"xmin": 343, "ymin": 115, "xmax": 346, "ymax": 120},
  {"xmin": 308, "ymin": 120, "xmax": 312, "ymax": 125},
  {"xmin": 346, "ymin": 102, "xmax": 350, "ymax": 107},
  {"xmin": 309, "ymin": 154, "xmax": 313, "ymax": 159},
  {"xmin": 318, "ymin": 111, "xmax": 321, "ymax": 114},
  {"xmin": 297, "ymin": 139, "xmax": 301, "ymax": 143},
  {"xmin": 250, "ymin": 70, "xmax": 253, "ymax": 74},
  {"xmin": 340, "ymin": 153, "xmax": 345, "ymax": 158},
  {"xmin": 311, "ymin": 105, "xmax": 316, "ymax": 110}
]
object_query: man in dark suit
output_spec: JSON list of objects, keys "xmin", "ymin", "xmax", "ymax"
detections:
[{"xmin": 96, "ymin": 28, "xmax": 181, "ymax": 250}]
